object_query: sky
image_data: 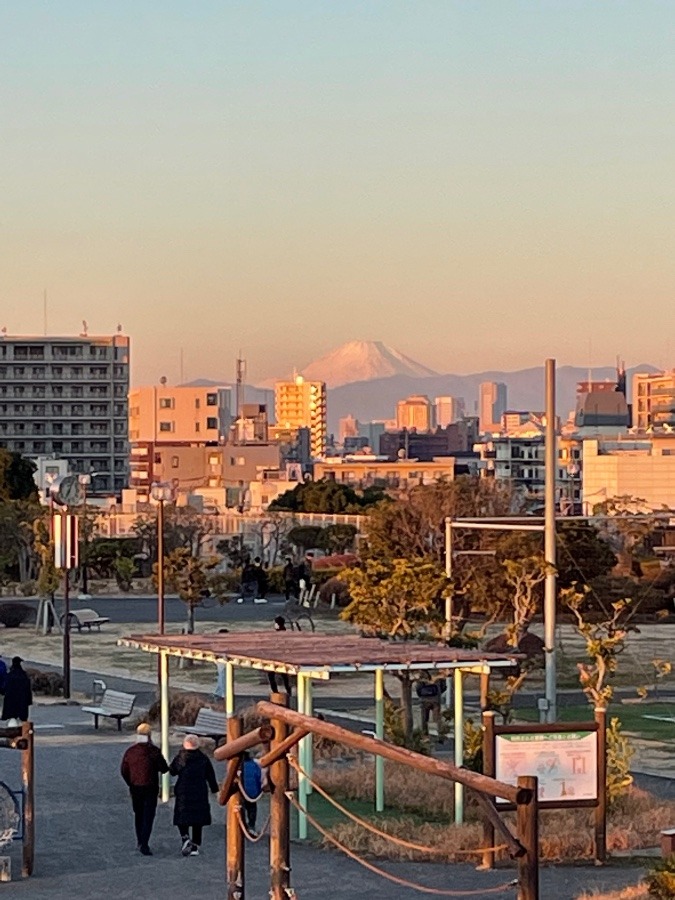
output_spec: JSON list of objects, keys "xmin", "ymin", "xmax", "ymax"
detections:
[{"xmin": 1, "ymin": 1, "xmax": 674, "ymax": 386}]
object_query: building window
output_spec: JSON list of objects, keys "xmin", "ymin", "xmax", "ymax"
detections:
[
  {"xmin": 171, "ymin": 456, "xmax": 179, "ymax": 468},
  {"xmin": 195, "ymin": 422, "xmax": 200, "ymax": 432},
  {"xmin": 159, "ymin": 422, "xmax": 173, "ymax": 432},
  {"xmin": 206, "ymin": 417, "xmax": 218, "ymax": 430},
  {"xmin": 195, "ymin": 398, "xmax": 200, "ymax": 409},
  {"xmin": 206, "ymin": 393, "xmax": 217, "ymax": 406},
  {"xmin": 159, "ymin": 398, "xmax": 174, "ymax": 409},
  {"xmin": 154, "ymin": 453, "xmax": 162, "ymax": 464}
]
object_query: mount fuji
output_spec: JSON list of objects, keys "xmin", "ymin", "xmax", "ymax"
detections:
[{"xmin": 300, "ymin": 340, "xmax": 437, "ymax": 388}]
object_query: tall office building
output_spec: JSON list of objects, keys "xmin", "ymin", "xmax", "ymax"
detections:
[
  {"xmin": 435, "ymin": 396, "xmax": 465, "ymax": 428},
  {"xmin": 632, "ymin": 370, "xmax": 675, "ymax": 430},
  {"xmin": 275, "ymin": 375, "xmax": 327, "ymax": 457},
  {"xmin": 0, "ymin": 332, "xmax": 130, "ymax": 493},
  {"xmin": 479, "ymin": 381, "xmax": 507, "ymax": 433},
  {"xmin": 395, "ymin": 395, "xmax": 434, "ymax": 431}
]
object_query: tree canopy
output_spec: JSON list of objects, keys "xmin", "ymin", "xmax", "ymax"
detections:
[
  {"xmin": 268, "ymin": 479, "xmax": 386, "ymax": 514},
  {"xmin": 0, "ymin": 450, "xmax": 38, "ymax": 501}
]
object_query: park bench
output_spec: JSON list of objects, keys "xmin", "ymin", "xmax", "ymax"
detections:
[
  {"xmin": 82, "ymin": 689, "xmax": 136, "ymax": 731},
  {"xmin": 60, "ymin": 607, "xmax": 110, "ymax": 632},
  {"xmin": 183, "ymin": 708, "xmax": 227, "ymax": 743}
]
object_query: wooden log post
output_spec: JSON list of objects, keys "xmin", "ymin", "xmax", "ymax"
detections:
[
  {"xmin": 269, "ymin": 693, "xmax": 291, "ymax": 900},
  {"xmin": 215, "ymin": 725, "xmax": 274, "ymax": 761},
  {"xmin": 594, "ymin": 707, "xmax": 607, "ymax": 864},
  {"xmin": 516, "ymin": 775, "xmax": 539, "ymax": 900},
  {"xmin": 226, "ymin": 716, "xmax": 245, "ymax": 900},
  {"xmin": 481, "ymin": 710, "xmax": 496, "ymax": 869},
  {"xmin": 21, "ymin": 722, "xmax": 34, "ymax": 878}
]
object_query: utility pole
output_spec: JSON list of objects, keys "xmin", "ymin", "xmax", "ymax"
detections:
[{"xmin": 544, "ymin": 358, "xmax": 557, "ymax": 724}]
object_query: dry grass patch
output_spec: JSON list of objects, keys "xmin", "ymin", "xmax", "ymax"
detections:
[
  {"xmin": 314, "ymin": 762, "xmax": 675, "ymax": 863},
  {"xmin": 576, "ymin": 887, "xmax": 649, "ymax": 900}
]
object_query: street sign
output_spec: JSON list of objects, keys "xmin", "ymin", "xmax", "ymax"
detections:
[{"xmin": 53, "ymin": 514, "xmax": 78, "ymax": 571}]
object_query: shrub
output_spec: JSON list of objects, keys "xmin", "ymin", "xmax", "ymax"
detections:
[
  {"xmin": 606, "ymin": 716, "xmax": 634, "ymax": 807},
  {"xmin": 25, "ymin": 668, "xmax": 64, "ymax": 696},
  {"xmin": 145, "ymin": 691, "xmax": 220, "ymax": 726},
  {"xmin": 18, "ymin": 580, "xmax": 37, "ymax": 597},
  {"xmin": 318, "ymin": 576, "xmax": 351, "ymax": 608},
  {"xmin": 0, "ymin": 602, "xmax": 32, "ymax": 628},
  {"xmin": 646, "ymin": 856, "xmax": 675, "ymax": 900},
  {"xmin": 113, "ymin": 556, "xmax": 135, "ymax": 592}
]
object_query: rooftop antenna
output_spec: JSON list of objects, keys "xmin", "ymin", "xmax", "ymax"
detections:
[
  {"xmin": 43, "ymin": 289, "xmax": 48, "ymax": 336},
  {"xmin": 81, "ymin": 320, "xmax": 88, "ymax": 337},
  {"xmin": 180, "ymin": 348, "xmax": 185, "ymax": 385}
]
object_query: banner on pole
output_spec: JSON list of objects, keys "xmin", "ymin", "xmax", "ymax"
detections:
[{"xmin": 53, "ymin": 514, "xmax": 78, "ymax": 570}]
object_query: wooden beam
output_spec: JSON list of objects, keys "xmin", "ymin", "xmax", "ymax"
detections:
[
  {"xmin": 215, "ymin": 724, "xmax": 275, "ymax": 761},
  {"xmin": 256, "ymin": 701, "xmax": 525, "ymax": 805},
  {"xmin": 471, "ymin": 789, "xmax": 524, "ymax": 859},
  {"xmin": 517, "ymin": 775, "xmax": 539, "ymax": 900},
  {"xmin": 258, "ymin": 728, "xmax": 309, "ymax": 769},
  {"xmin": 219, "ymin": 755, "xmax": 242, "ymax": 807},
  {"xmin": 21, "ymin": 722, "xmax": 34, "ymax": 878}
]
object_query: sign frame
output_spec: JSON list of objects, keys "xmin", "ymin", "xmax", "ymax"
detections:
[{"xmin": 482, "ymin": 710, "xmax": 607, "ymax": 864}]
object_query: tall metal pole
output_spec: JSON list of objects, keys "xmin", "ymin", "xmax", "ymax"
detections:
[
  {"xmin": 160, "ymin": 650, "xmax": 170, "ymax": 802},
  {"xmin": 81, "ymin": 480, "xmax": 88, "ymax": 596},
  {"xmin": 157, "ymin": 499, "xmax": 165, "ymax": 635},
  {"xmin": 62, "ymin": 512, "xmax": 71, "ymax": 699},
  {"xmin": 544, "ymin": 358, "xmax": 557, "ymax": 724},
  {"xmin": 444, "ymin": 518, "xmax": 453, "ymax": 709},
  {"xmin": 374, "ymin": 668, "xmax": 385, "ymax": 812},
  {"xmin": 453, "ymin": 668, "xmax": 464, "ymax": 825}
]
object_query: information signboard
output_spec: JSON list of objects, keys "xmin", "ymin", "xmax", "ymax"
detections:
[{"xmin": 495, "ymin": 729, "xmax": 598, "ymax": 804}]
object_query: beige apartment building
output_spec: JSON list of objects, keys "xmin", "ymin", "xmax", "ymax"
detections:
[
  {"xmin": 274, "ymin": 375, "xmax": 327, "ymax": 457},
  {"xmin": 314, "ymin": 456, "xmax": 455, "ymax": 490},
  {"xmin": 395, "ymin": 395, "xmax": 434, "ymax": 431},
  {"xmin": 129, "ymin": 384, "xmax": 232, "ymax": 444},
  {"xmin": 582, "ymin": 435, "xmax": 675, "ymax": 512},
  {"xmin": 632, "ymin": 371, "xmax": 675, "ymax": 430}
]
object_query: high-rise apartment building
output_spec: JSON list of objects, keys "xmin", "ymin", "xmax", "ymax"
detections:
[
  {"xmin": 435, "ymin": 396, "xmax": 465, "ymax": 428},
  {"xmin": 479, "ymin": 381, "xmax": 508, "ymax": 433},
  {"xmin": 274, "ymin": 375, "xmax": 327, "ymax": 457},
  {"xmin": 0, "ymin": 332, "xmax": 130, "ymax": 493},
  {"xmin": 395, "ymin": 395, "xmax": 434, "ymax": 431},
  {"xmin": 632, "ymin": 371, "xmax": 675, "ymax": 430}
]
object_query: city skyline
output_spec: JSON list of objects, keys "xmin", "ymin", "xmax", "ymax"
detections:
[{"xmin": 2, "ymin": 2, "xmax": 674, "ymax": 385}]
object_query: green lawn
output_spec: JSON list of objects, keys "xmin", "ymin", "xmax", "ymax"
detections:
[
  {"xmin": 515, "ymin": 701, "xmax": 675, "ymax": 742},
  {"xmin": 290, "ymin": 791, "xmax": 405, "ymax": 841}
]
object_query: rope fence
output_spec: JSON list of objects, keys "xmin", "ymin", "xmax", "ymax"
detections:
[
  {"xmin": 288, "ymin": 755, "xmax": 508, "ymax": 859},
  {"xmin": 285, "ymin": 791, "xmax": 517, "ymax": 897}
]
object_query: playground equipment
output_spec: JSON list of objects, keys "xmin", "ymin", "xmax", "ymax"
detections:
[
  {"xmin": 215, "ymin": 696, "xmax": 538, "ymax": 900},
  {"xmin": 0, "ymin": 722, "xmax": 34, "ymax": 880}
]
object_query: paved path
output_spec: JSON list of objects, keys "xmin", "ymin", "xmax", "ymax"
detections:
[{"xmin": 2, "ymin": 705, "xmax": 646, "ymax": 899}]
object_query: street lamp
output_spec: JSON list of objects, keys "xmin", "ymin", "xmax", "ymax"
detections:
[
  {"xmin": 78, "ymin": 472, "xmax": 101, "ymax": 599},
  {"xmin": 150, "ymin": 482, "xmax": 173, "ymax": 635},
  {"xmin": 565, "ymin": 461, "xmax": 580, "ymax": 516}
]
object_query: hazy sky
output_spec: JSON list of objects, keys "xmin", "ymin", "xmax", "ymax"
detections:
[{"xmin": 1, "ymin": 2, "xmax": 673, "ymax": 386}]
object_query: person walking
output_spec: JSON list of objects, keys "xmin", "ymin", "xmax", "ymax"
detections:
[
  {"xmin": 251, "ymin": 556, "xmax": 268, "ymax": 604},
  {"xmin": 415, "ymin": 674, "xmax": 444, "ymax": 743},
  {"xmin": 282, "ymin": 557, "xmax": 297, "ymax": 602},
  {"xmin": 120, "ymin": 723, "xmax": 169, "ymax": 856},
  {"xmin": 2, "ymin": 657, "xmax": 32, "ymax": 722},
  {"xmin": 266, "ymin": 616, "xmax": 292, "ymax": 697},
  {"xmin": 170, "ymin": 735, "xmax": 219, "ymax": 856},
  {"xmin": 240, "ymin": 751, "xmax": 263, "ymax": 835},
  {"xmin": 0, "ymin": 655, "xmax": 8, "ymax": 695}
]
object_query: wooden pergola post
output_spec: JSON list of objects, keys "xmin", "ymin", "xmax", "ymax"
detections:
[
  {"xmin": 374, "ymin": 667, "xmax": 385, "ymax": 813},
  {"xmin": 269, "ymin": 693, "xmax": 291, "ymax": 900},
  {"xmin": 481, "ymin": 710, "xmax": 496, "ymax": 870},
  {"xmin": 159, "ymin": 650, "xmax": 170, "ymax": 802},
  {"xmin": 226, "ymin": 715, "xmax": 245, "ymax": 900},
  {"xmin": 296, "ymin": 675, "xmax": 308, "ymax": 839}
]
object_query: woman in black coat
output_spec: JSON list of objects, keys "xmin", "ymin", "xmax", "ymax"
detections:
[
  {"xmin": 170, "ymin": 735, "xmax": 219, "ymax": 856},
  {"xmin": 2, "ymin": 657, "xmax": 32, "ymax": 722}
]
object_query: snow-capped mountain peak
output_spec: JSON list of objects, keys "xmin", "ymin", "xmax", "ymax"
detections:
[{"xmin": 300, "ymin": 340, "xmax": 437, "ymax": 387}]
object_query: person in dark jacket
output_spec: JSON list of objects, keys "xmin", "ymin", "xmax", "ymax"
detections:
[
  {"xmin": 266, "ymin": 617, "xmax": 292, "ymax": 697},
  {"xmin": 120, "ymin": 723, "xmax": 169, "ymax": 856},
  {"xmin": 170, "ymin": 735, "xmax": 219, "ymax": 856},
  {"xmin": 251, "ymin": 556, "xmax": 268, "ymax": 603},
  {"xmin": 282, "ymin": 557, "xmax": 297, "ymax": 602},
  {"xmin": 0, "ymin": 656, "xmax": 8, "ymax": 695},
  {"xmin": 2, "ymin": 657, "xmax": 32, "ymax": 721}
]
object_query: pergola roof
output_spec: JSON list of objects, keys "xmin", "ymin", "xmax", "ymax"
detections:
[{"xmin": 118, "ymin": 631, "xmax": 521, "ymax": 680}]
